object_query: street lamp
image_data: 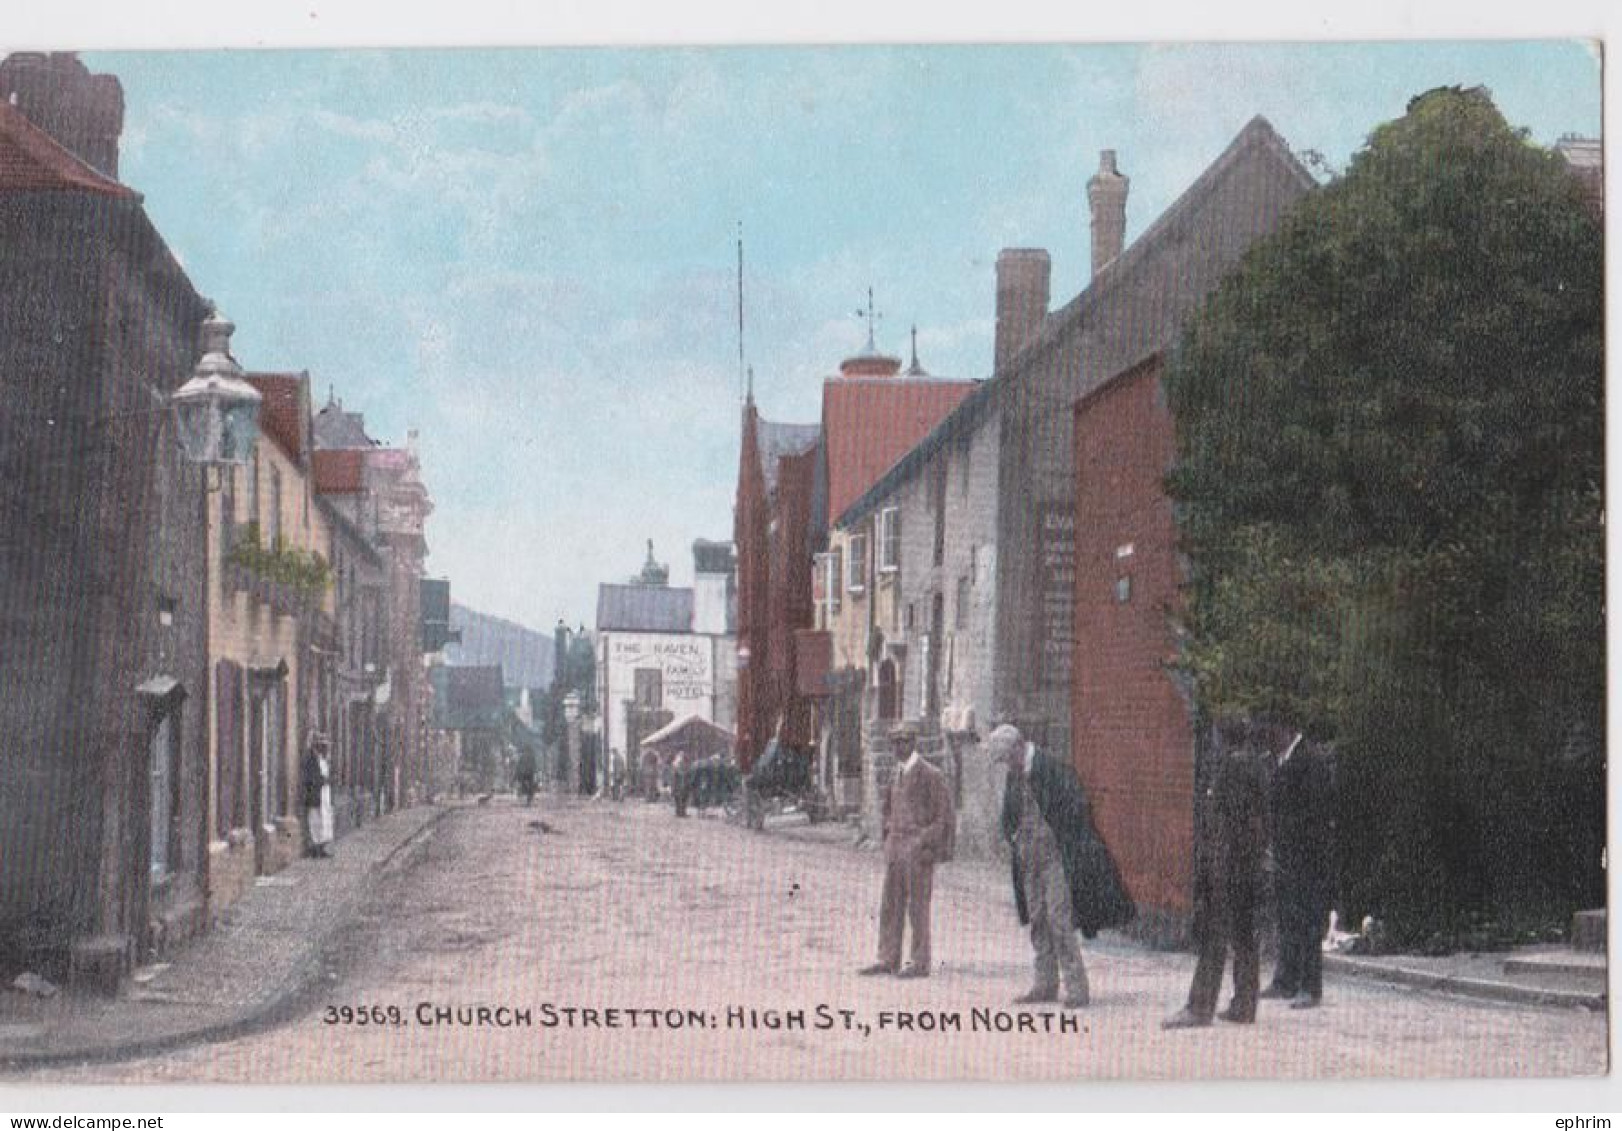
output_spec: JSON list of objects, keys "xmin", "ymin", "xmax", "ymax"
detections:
[{"xmin": 171, "ymin": 309, "xmax": 261, "ymax": 471}]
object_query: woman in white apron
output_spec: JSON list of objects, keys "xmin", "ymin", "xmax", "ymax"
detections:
[{"xmin": 302, "ymin": 732, "xmax": 335, "ymax": 858}]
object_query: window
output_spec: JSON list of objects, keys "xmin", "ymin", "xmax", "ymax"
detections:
[
  {"xmin": 248, "ymin": 451, "xmax": 260, "ymax": 536},
  {"xmin": 634, "ymin": 668, "xmax": 664, "ymax": 710},
  {"xmin": 220, "ymin": 466, "xmax": 236, "ymax": 562},
  {"xmin": 149, "ymin": 709, "xmax": 180, "ymax": 879},
  {"xmin": 270, "ymin": 466, "xmax": 283, "ymax": 548},
  {"xmin": 847, "ymin": 534, "xmax": 868, "ymax": 593},
  {"xmin": 878, "ymin": 507, "xmax": 901, "ymax": 573},
  {"xmin": 825, "ymin": 547, "xmax": 843, "ymax": 616},
  {"xmin": 956, "ymin": 575, "xmax": 971, "ymax": 630},
  {"xmin": 931, "ymin": 460, "xmax": 947, "ymax": 567}
]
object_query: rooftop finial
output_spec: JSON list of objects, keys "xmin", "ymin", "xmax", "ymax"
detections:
[{"xmin": 905, "ymin": 324, "xmax": 928, "ymax": 377}]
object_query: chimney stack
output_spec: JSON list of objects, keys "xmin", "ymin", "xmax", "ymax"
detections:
[
  {"xmin": 994, "ymin": 249, "xmax": 1051, "ymax": 372},
  {"xmin": 1087, "ymin": 149, "xmax": 1130, "ymax": 277},
  {"xmin": 0, "ymin": 53, "xmax": 124, "ymax": 179}
]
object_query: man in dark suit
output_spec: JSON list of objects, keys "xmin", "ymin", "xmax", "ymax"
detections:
[
  {"xmin": 1262, "ymin": 727, "xmax": 1336, "ymax": 1009},
  {"xmin": 989, "ymin": 724, "xmax": 1135, "ymax": 1008},
  {"xmin": 859, "ymin": 723, "xmax": 956, "ymax": 979},
  {"xmin": 1164, "ymin": 717, "xmax": 1272, "ymax": 1028}
]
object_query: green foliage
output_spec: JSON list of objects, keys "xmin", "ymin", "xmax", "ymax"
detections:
[
  {"xmin": 229, "ymin": 522, "xmax": 334, "ymax": 594},
  {"xmin": 1165, "ymin": 88, "xmax": 1604, "ymax": 944}
]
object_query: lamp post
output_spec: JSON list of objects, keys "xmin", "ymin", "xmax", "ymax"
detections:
[{"xmin": 171, "ymin": 309, "xmax": 261, "ymax": 478}]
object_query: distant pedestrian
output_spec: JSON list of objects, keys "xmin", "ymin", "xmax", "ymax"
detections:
[
  {"xmin": 1262, "ymin": 725, "xmax": 1336, "ymax": 1009},
  {"xmin": 858, "ymin": 723, "xmax": 955, "ymax": 979},
  {"xmin": 514, "ymin": 746, "xmax": 538, "ymax": 807},
  {"xmin": 989, "ymin": 724, "xmax": 1134, "ymax": 1009},
  {"xmin": 1164, "ymin": 717, "xmax": 1271, "ymax": 1028},
  {"xmin": 640, "ymin": 748, "xmax": 661, "ymax": 802},
  {"xmin": 302, "ymin": 732, "xmax": 334, "ymax": 859},
  {"xmin": 672, "ymin": 752, "xmax": 690, "ymax": 817}
]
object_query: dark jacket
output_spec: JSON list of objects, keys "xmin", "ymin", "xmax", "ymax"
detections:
[
  {"xmin": 1000, "ymin": 750, "xmax": 1135, "ymax": 937},
  {"xmin": 1270, "ymin": 741, "xmax": 1335, "ymax": 904},
  {"xmin": 301, "ymin": 751, "xmax": 329, "ymax": 811}
]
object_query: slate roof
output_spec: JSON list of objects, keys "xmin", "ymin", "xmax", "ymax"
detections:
[
  {"xmin": 0, "ymin": 100, "xmax": 132, "ymax": 198},
  {"xmin": 838, "ymin": 116, "xmax": 1314, "ymax": 529},
  {"xmin": 314, "ymin": 400, "xmax": 380, "ymax": 450},
  {"xmin": 821, "ymin": 374, "xmax": 977, "ymax": 524},
  {"xmin": 756, "ymin": 418, "xmax": 821, "ymax": 496},
  {"xmin": 596, "ymin": 583, "xmax": 695, "ymax": 634}
]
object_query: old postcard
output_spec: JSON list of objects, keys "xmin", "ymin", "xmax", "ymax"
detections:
[{"xmin": 0, "ymin": 34, "xmax": 1606, "ymax": 1092}]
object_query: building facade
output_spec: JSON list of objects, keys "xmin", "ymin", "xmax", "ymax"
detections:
[
  {"xmin": 0, "ymin": 59, "xmax": 215, "ymax": 986},
  {"xmin": 596, "ymin": 541, "xmax": 735, "ymax": 786},
  {"xmin": 205, "ymin": 366, "xmax": 334, "ymax": 913}
]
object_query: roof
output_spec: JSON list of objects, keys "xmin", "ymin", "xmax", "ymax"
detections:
[
  {"xmin": 838, "ymin": 116, "xmax": 1314, "ymax": 529},
  {"xmin": 596, "ymin": 583, "xmax": 695, "ymax": 634},
  {"xmin": 313, "ymin": 400, "xmax": 380, "ymax": 450},
  {"xmin": 821, "ymin": 374, "xmax": 977, "ymax": 523},
  {"xmin": 0, "ymin": 100, "xmax": 132, "ymax": 198},
  {"xmin": 640, "ymin": 713, "xmax": 736, "ymax": 750},
  {"xmin": 430, "ymin": 664, "xmax": 507, "ymax": 730},
  {"xmin": 312, "ymin": 448, "xmax": 366, "ymax": 495},
  {"xmin": 756, "ymin": 417, "xmax": 821, "ymax": 497},
  {"xmin": 244, "ymin": 372, "xmax": 310, "ymax": 465}
]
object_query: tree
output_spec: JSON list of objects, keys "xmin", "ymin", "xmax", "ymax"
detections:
[{"xmin": 1165, "ymin": 88, "xmax": 1603, "ymax": 945}]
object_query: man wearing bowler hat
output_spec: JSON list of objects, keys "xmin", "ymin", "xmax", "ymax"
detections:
[{"xmin": 858, "ymin": 722, "xmax": 955, "ymax": 979}]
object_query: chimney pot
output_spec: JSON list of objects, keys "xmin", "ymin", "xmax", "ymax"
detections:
[
  {"xmin": 1087, "ymin": 148, "xmax": 1130, "ymax": 278},
  {"xmin": 993, "ymin": 248, "xmax": 1051, "ymax": 372}
]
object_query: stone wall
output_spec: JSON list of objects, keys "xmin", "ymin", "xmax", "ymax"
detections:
[{"xmin": 0, "ymin": 191, "xmax": 211, "ymax": 977}]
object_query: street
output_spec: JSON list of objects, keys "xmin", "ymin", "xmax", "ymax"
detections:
[{"xmin": 13, "ymin": 798, "xmax": 1606, "ymax": 1085}]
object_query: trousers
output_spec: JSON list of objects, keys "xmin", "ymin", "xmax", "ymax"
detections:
[
  {"xmin": 877, "ymin": 854, "xmax": 935, "ymax": 971},
  {"xmin": 1187, "ymin": 862, "xmax": 1259, "ymax": 1021},
  {"xmin": 1022, "ymin": 849, "xmax": 1088, "ymax": 999},
  {"xmin": 1272, "ymin": 884, "xmax": 1330, "ymax": 998}
]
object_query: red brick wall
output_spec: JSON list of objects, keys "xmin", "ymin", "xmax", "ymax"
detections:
[{"xmin": 1071, "ymin": 355, "xmax": 1195, "ymax": 919}]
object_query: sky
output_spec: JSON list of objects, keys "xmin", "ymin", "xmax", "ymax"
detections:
[{"xmin": 73, "ymin": 38, "xmax": 1602, "ymax": 633}]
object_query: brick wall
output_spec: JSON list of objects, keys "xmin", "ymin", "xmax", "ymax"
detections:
[{"xmin": 1072, "ymin": 356, "xmax": 1195, "ymax": 931}]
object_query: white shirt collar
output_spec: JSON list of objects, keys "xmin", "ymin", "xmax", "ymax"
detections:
[{"xmin": 1280, "ymin": 732, "xmax": 1304, "ymax": 765}]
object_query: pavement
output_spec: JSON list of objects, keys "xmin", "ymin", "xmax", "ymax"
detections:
[
  {"xmin": 0, "ymin": 803, "xmax": 446, "ymax": 1071},
  {"xmin": 0, "ymin": 797, "xmax": 1605, "ymax": 1075},
  {"xmin": 767, "ymin": 813, "xmax": 1611, "ymax": 1012}
]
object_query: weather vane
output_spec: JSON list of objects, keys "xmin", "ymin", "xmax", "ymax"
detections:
[{"xmin": 855, "ymin": 286, "xmax": 882, "ymax": 352}]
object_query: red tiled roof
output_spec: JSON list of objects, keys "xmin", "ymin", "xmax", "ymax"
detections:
[
  {"xmin": 312, "ymin": 448, "xmax": 366, "ymax": 495},
  {"xmin": 244, "ymin": 372, "xmax": 308, "ymax": 465},
  {"xmin": 0, "ymin": 101, "xmax": 132, "ymax": 198},
  {"xmin": 820, "ymin": 376, "xmax": 977, "ymax": 524}
]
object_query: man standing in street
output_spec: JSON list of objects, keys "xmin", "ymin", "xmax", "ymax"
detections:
[
  {"xmin": 1164, "ymin": 717, "xmax": 1272, "ymax": 1028},
  {"xmin": 859, "ymin": 723, "xmax": 955, "ymax": 979},
  {"xmin": 990, "ymin": 724, "xmax": 1135, "ymax": 1009},
  {"xmin": 1262, "ymin": 725, "xmax": 1336, "ymax": 1009}
]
